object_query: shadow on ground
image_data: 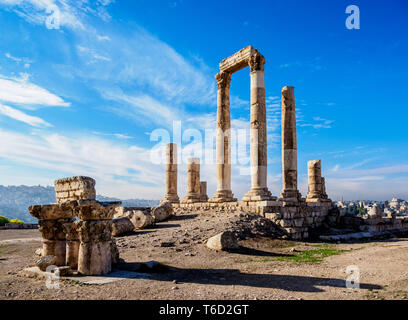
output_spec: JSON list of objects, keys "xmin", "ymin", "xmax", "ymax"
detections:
[{"xmin": 115, "ymin": 260, "xmax": 382, "ymax": 293}]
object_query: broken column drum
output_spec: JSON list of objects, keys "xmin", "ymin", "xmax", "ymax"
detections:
[
  {"xmin": 200, "ymin": 181, "xmax": 209, "ymax": 202},
  {"xmin": 306, "ymin": 160, "xmax": 323, "ymax": 201},
  {"xmin": 183, "ymin": 158, "xmax": 201, "ymax": 203}
]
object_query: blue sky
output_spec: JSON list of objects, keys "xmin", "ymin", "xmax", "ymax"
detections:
[{"xmin": 0, "ymin": 0, "xmax": 407, "ymax": 201}]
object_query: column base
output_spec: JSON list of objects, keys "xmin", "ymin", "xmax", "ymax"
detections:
[
  {"xmin": 280, "ymin": 189, "xmax": 302, "ymax": 202},
  {"xmin": 199, "ymin": 196, "xmax": 209, "ymax": 202},
  {"xmin": 242, "ymin": 187, "xmax": 276, "ymax": 202},
  {"xmin": 181, "ymin": 193, "xmax": 201, "ymax": 203},
  {"xmin": 161, "ymin": 194, "xmax": 180, "ymax": 204},
  {"xmin": 209, "ymin": 190, "xmax": 237, "ymax": 203}
]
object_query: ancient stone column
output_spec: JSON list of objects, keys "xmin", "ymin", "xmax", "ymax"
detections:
[
  {"xmin": 243, "ymin": 52, "xmax": 273, "ymax": 201},
  {"xmin": 306, "ymin": 160, "xmax": 323, "ymax": 201},
  {"xmin": 280, "ymin": 86, "xmax": 301, "ymax": 201},
  {"xmin": 28, "ymin": 204, "xmax": 75, "ymax": 266},
  {"xmin": 162, "ymin": 143, "xmax": 179, "ymax": 203},
  {"xmin": 183, "ymin": 158, "xmax": 201, "ymax": 203},
  {"xmin": 62, "ymin": 221, "xmax": 80, "ymax": 270},
  {"xmin": 200, "ymin": 181, "xmax": 209, "ymax": 202},
  {"xmin": 210, "ymin": 72, "xmax": 236, "ymax": 202},
  {"xmin": 76, "ymin": 200, "xmax": 120, "ymax": 275}
]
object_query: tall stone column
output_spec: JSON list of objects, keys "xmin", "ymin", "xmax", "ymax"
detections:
[
  {"xmin": 183, "ymin": 158, "xmax": 201, "ymax": 203},
  {"xmin": 243, "ymin": 52, "xmax": 273, "ymax": 202},
  {"xmin": 162, "ymin": 143, "xmax": 179, "ymax": 203},
  {"xmin": 211, "ymin": 72, "xmax": 236, "ymax": 202},
  {"xmin": 306, "ymin": 160, "xmax": 323, "ymax": 201},
  {"xmin": 280, "ymin": 86, "xmax": 301, "ymax": 201},
  {"xmin": 200, "ymin": 181, "xmax": 209, "ymax": 202}
]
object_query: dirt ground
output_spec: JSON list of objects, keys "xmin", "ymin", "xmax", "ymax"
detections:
[{"xmin": 1, "ymin": 211, "xmax": 408, "ymax": 300}]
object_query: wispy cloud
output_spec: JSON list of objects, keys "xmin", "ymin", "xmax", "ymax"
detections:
[
  {"xmin": 0, "ymin": 73, "xmax": 70, "ymax": 108},
  {"xmin": 0, "ymin": 104, "xmax": 52, "ymax": 127},
  {"xmin": 300, "ymin": 116, "xmax": 334, "ymax": 129}
]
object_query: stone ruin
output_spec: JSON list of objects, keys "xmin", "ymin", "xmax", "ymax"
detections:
[
  {"xmin": 28, "ymin": 176, "xmax": 121, "ymax": 275},
  {"xmin": 162, "ymin": 46, "xmax": 335, "ymax": 240},
  {"xmin": 25, "ymin": 46, "xmax": 408, "ymax": 273}
]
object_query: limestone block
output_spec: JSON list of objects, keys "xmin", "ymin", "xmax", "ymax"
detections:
[
  {"xmin": 42, "ymin": 240, "xmax": 66, "ymax": 266},
  {"xmin": 78, "ymin": 241, "xmax": 112, "ymax": 275},
  {"xmin": 38, "ymin": 218, "xmax": 74, "ymax": 240},
  {"xmin": 54, "ymin": 176, "xmax": 96, "ymax": 204},
  {"xmin": 36, "ymin": 255, "xmax": 57, "ymax": 272},
  {"xmin": 111, "ymin": 239, "xmax": 119, "ymax": 265},
  {"xmin": 66, "ymin": 240, "xmax": 79, "ymax": 269},
  {"xmin": 77, "ymin": 220, "xmax": 113, "ymax": 243},
  {"xmin": 206, "ymin": 231, "xmax": 239, "ymax": 251},
  {"xmin": 29, "ymin": 204, "xmax": 75, "ymax": 221},
  {"xmin": 75, "ymin": 200, "xmax": 121, "ymax": 220}
]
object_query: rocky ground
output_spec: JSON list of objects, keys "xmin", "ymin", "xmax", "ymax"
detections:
[{"xmin": 1, "ymin": 210, "xmax": 408, "ymax": 300}]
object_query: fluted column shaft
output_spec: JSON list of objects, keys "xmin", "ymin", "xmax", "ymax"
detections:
[{"xmin": 280, "ymin": 86, "xmax": 301, "ymax": 201}]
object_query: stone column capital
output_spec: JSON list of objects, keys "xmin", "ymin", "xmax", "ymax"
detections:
[
  {"xmin": 215, "ymin": 71, "xmax": 231, "ymax": 89},
  {"xmin": 249, "ymin": 52, "xmax": 265, "ymax": 72}
]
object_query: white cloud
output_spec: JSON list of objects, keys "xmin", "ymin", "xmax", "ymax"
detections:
[
  {"xmin": 96, "ymin": 34, "xmax": 111, "ymax": 41},
  {"xmin": 0, "ymin": 74, "xmax": 70, "ymax": 108},
  {"xmin": 0, "ymin": 128, "xmax": 165, "ymax": 199},
  {"xmin": 0, "ymin": 104, "xmax": 52, "ymax": 127}
]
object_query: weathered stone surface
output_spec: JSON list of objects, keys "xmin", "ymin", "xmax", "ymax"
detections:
[
  {"xmin": 78, "ymin": 241, "xmax": 112, "ymax": 275},
  {"xmin": 163, "ymin": 143, "xmax": 179, "ymax": 203},
  {"xmin": 111, "ymin": 239, "xmax": 119, "ymax": 265},
  {"xmin": 35, "ymin": 248, "xmax": 42, "ymax": 256},
  {"xmin": 112, "ymin": 217, "xmax": 134, "ymax": 237},
  {"xmin": 77, "ymin": 220, "xmax": 113, "ymax": 243},
  {"xmin": 210, "ymin": 69, "xmax": 236, "ymax": 203},
  {"xmin": 206, "ymin": 231, "xmax": 239, "ymax": 251},
  {"xmin": 36, "ymin": 255, "xmax": 56, "ymax": 272},
  {"xmin": 28, "ymin": 203, "xmax": 76, "ymax": 221},
  {"xmin": 75, "ymin": 200, "xmax": 121, "ymax": 220},
  {"xmin": 42, "ymin": 239, "xmax": 66, "ymax": 266},
  {"xmin": 306, "ymin": 160, "xmax": 323, "ymax": 201},
  {"xmin": 54, "ymin": 176, "xmax": 96, "ymax": 204},
  {"xmin": 183, "ymin": 158, "xmax": 201, "ymax": 203},
  {"xmin": 130, "ymin": 210, "xmax": 155, "ymax": 229},
  {"xmin": 200, "ymin": 181, "xmax": 209, "ymax": 202},
  {"xmin": 114, "ymin": 207, "xmax": 154, "ymax": 229},
  {"xmin": 62, "ymin": 221, "xmax": 79, "ymax": 241},
  {"xmin": 66, "ymin": 240, "xmax": 80, "ymax": 269},
  {"xmin": 152, "ymin": 201, "xmax": 173, "ymax": 222},
  {"xmin": 38, "ymin": 218, "xmax": 74, "ymax": 240},
  {"xmin": 280, "ymin": 86, "xmax": 302, "ymax": 202}
]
